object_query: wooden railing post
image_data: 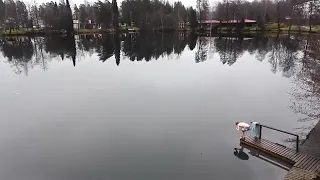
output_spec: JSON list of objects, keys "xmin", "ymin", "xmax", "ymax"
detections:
[
  {"xmin": 296, "ymin": 136, "xmax": 299, "ymax": 152},
  {"xmin": 259, "ymin": 125, "xmax": 262, "ymax": 139}
]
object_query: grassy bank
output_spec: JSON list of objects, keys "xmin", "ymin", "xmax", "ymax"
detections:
[
  {"xmin": 213, "ymin": 23, "xmax": 320, "ymax": 34},
  {"xmin": 0, "ymin": 27, "xmax": 141, "ymax": 36},
  {"xmin": 265, "ymin": 23, "xmax": 320, "ymax": 33},
  {"xmin": 0, "ymin": 28, "xmax": 44, "ymax": 36},
  {"xmin": 78, "ymin": 27, "xmax": 140, "ymax": 34},
  {"xmin": 0, "ymin": 27, "xmax": 193, "ymax": 36},
  {"xmin": 1, "ymin": 24, "xmax": 319, "ymax": 36}
]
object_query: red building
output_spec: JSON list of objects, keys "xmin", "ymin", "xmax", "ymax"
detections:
[{"xmin": 199, "ymin": 19, "xmax": 257, "ymax": 30}]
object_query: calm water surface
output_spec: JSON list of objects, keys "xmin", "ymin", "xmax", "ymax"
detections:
[{"xmin": 0, "ymin": 34, "xmax": 318, "ymax": 180}]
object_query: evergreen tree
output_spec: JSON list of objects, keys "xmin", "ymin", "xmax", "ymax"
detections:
[
  {"xmin": 65, "ymin": 0, "xmax": 74, "ymax": 34},
  {"xmin": 112, "ymin": 0, "xmax": 119, "ymax": 28},
  {"xmin": 189, "ymin": 8, "xmax": 198, "ymax": 30},
  {"xmin": 0, "ymin": 0, "xmax": 5, "ymax": 25}
]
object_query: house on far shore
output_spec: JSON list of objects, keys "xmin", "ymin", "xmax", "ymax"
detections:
[
  {"xmin": 178, "ymin": 21, "xmax": 187, "ymax": 29},
  {"xmin": 73, "ymin": 19, "xmax": 99, "ymax": 30},
  {"xmin": 73, "ymin": 20, "xmax": 80, "ymax": 30},
  {"xmin": 198, "ymin": 19, "xmax": 257, "ymax": 30},
  {"xmin": 198, "ymin": 20, "xmax": 221, "ymax": 29}
]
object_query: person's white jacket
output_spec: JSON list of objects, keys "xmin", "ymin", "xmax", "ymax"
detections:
[{"xmin": 236, "ymin": 122, "xmax": 250, "ymax": 131}]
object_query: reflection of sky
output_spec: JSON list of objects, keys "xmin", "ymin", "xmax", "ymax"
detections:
[{"xmin": 0, "ymin": 43, "xmax": 307, "ymax": 180}]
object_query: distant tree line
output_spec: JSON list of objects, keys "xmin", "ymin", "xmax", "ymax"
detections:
[
  {"xmin": 0, "ymin": 0, "xmax": 198, "ymax": 31},
  {"xmin": 120, "ymin": 0, "xmax": 197, "ymax": 30},
  {"xmin": 1, "ymin": 0, "xmax": 320, "ymax": 32},
  {"xmin": 0, "ymin": 0, "xmax": 74, "ymax": 33},
  {"xmin": 73, "ymin": 0, "xmax": 198, "ymax": 30}
]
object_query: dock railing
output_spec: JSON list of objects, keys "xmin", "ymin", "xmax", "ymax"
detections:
[{"xmin": 257, "ymin": 124, "xmax": 300, "ymax": 153}]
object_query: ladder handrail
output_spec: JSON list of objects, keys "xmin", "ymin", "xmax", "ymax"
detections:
[{"xmin": 250, "ymin": 122, "xmax": 300, "ymax": 152}]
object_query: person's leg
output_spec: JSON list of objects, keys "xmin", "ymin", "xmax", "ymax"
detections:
[
  {"xmin": 241, "ymin": 130, "xmax": 244, "ymax": 139},
  {"xmin": 239, "ymin": 130, "xmax": 243, "ymax": 138}
]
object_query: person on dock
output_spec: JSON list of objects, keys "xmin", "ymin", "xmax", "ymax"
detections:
[{"xmin": 236, "ymin": 121, "xmax": 251, "ymax": 140}]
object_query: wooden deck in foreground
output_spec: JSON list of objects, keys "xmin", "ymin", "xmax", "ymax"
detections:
[{"xmin": 240, "ymin": 136, "xmax": 320, "ymax": 180}]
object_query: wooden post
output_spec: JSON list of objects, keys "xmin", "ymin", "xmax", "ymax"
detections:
[
  {"xmin": 259, "ymin": 125, "xmax": 262, "ymax": 139},
  {"xmin": 296, "ymin": 136, "xmax": 299, "ymax": 152}
]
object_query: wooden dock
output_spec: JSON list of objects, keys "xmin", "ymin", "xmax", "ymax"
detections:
[{"xmin": 240, "ymin": 136, "xmax": 320, "ymax": 180}]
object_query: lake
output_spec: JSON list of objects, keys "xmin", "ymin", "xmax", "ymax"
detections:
[{"xmin": 0, "ymin": 33, "xmax": 319, "ymax": 180}]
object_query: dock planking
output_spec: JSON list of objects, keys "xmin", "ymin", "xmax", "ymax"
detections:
[{"xmin": 240, "ymin": 136, "xmax": 320, "ymax": 180}]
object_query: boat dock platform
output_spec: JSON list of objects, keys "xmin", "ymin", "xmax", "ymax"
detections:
[{"xmin": 240, "ymin": 124, "xmax": 320, "ymax": 180}]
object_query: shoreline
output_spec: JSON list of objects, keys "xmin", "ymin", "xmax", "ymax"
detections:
[
  {"xmin": 300, "ymin": 120, "xmax": 320, "ymax": 158},
  {"xmin": 1, "ymin": 28, "xmax": 319, "ymax": 37}
]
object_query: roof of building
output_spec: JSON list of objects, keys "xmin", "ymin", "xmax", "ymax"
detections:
[
  {"xmin": 199, "ymin": 20, "xmax": 220, "ymax": 24},
  {"xmin": 199, "ymin": 19, "xmax": 256, "ymax": 24}
]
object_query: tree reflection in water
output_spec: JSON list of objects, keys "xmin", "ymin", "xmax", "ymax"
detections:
[
  {"xmin": 1, "ymin": 33, "xmax": 320, "ymax": 144},
  {"xmin": 0, "ymin": 33, "xmax": 314, "ymax": 77},
  {"xmin": 290, "ymin": 35, "xmax": 320, "ymax": 124}
]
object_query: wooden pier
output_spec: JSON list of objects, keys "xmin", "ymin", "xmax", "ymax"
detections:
[{"xmin": 241, "ymin": 136, "xmax": 320, "ymax": 180}]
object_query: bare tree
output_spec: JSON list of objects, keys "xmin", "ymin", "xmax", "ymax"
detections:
[
  {"xmin": 293, "ymin": 3, "xmax": 303, "ymax": 32},
  {"xmin": 288, "ymin": 0, "xmax": 296, "ymax": 34},
  {"xmin": 309, "ymin": 0, "xmax": 314, "ymax": 32},
  {"xmin": 196, "ymin": 0, "xmax": 202, "ymax": 21},
  {"xmin": 201, "ymin": 0, "xmax": 209, "ymax": 20},
  {"xmin": 276, "ymin": 0, "xmax": 281, "ymax": 32}
]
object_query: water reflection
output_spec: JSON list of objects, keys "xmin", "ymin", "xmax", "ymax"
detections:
[
  {"xmin": 0, "ymin": 33, "xmax": 314, "ymax": 78},
  {"xmin": 290, "ymin": 35, "xmax": 320, "ymax": 126},
  {"xmin": 1, "ymin": 34, "xmax": 320, "ymax": 126},
  {"xmin": 45, "ymin": 36, "xmax": 77, "ymax": 66},
  {"xmin": 1, "ymin": 33, "xmax": 320, "ymax": 180}
]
